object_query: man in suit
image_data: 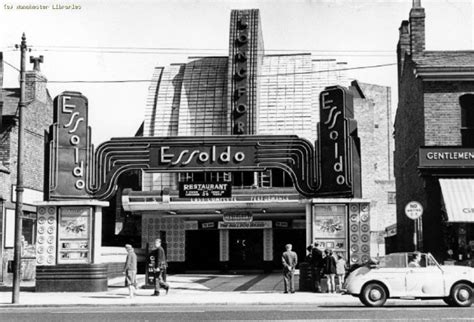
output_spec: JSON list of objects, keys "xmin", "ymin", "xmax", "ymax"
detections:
[
  {"xmin": 150, "ymin": 238, "xmax": 170, "ymax": 296},
  {"xmin": 310, "ymin": 242, "xmax": 323, "ymax": 292},
  {"xmin": 281, "ymin": 244, "xmax": 298, "ymax": 294}
]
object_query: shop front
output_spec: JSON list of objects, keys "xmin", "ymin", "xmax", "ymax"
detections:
[{"xmin": 417, "ymin": 147, "xmax": 474, "ymax": 265}]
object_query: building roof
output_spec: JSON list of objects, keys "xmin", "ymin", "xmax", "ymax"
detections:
[
  {"xmin": 1, "ymin": 88, "xmax": 20, "ymax": 116},
  {"xmin": 413, "ymin": 51, "xmax": 474, "ymax": 81},
  {"xmin": 414, "ymin": 51, "xmax": 474, "ymax": 67}
]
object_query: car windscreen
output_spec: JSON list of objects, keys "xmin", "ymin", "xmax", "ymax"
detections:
[{"xmin": 376, "ymin": 254, "xmax": 406, "ymax": 268}]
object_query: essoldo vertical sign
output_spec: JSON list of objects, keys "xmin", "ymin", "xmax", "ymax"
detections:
[
  {"xmin": 318, "ymin": 86, "xmax": 356, "ymax": 196},
  {"xmin": 46, "ymin": 91, "xmax": 92, "ymax": 199}
]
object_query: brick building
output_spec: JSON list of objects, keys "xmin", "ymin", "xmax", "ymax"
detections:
[
  {"xmin": 116, "ymin": 9, "xmax": 395, "ymax": 271},
  {"xmin": 394, "ymin": 0, "xmax": 474, "ymax": 262},
  {"xmin": 0, "ymin": 53, "xmax": 53, "ymax": 282}
]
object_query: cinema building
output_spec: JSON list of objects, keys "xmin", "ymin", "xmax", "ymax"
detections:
[
  {"xmin": 89, "ymin": 9, "xmax": 397, "ymax": 272},
  {"xmin": 394, "ymin": 1, "xmax": 474, "ymax": 263}
]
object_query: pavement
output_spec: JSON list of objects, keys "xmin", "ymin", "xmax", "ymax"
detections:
[{"xmin": 0, "ymin": 272, "xmax": 447, "ymax": 308}]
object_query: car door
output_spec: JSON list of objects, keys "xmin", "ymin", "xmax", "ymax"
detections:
[{"xmin": 405, "ymin": 254, "xmax": 444, "ymax": 297}]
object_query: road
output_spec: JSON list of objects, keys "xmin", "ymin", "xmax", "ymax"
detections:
[{"xmin": 1, "ymin": 304, "xmax": 473, "ymax": 321}]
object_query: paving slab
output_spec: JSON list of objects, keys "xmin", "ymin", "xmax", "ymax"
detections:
[{"xmin": 0, "ymin": 273, "xmax": 449, "ymax": 308}]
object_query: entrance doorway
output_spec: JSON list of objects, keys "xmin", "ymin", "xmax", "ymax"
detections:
[
  {"xmin": 229, "ymin": 230, "xmax": 263, "ymax": 269},
  {"xmin": 273, "ymin": 229, "xmax": 306, "ymax": 269},
  {"xmin": 185, "ymin": 230, "xmax": 220, "ymax": 270}
]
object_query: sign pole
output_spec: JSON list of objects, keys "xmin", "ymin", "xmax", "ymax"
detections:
[
  {"xmin": 405, "ymin": 201, "xmax": 423, "ymax": 252},
  {"xmin": 413, "ymin": 218, "xmax": 418, "ymax": 251},
  {"xmin": 12, "ymin": 33, "xmax": 27, "ymax": 304}
]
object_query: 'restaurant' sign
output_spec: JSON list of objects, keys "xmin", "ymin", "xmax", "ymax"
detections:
[{"xmin": 179, "ymin": 182, "xmax": 231, "ymax": 198}]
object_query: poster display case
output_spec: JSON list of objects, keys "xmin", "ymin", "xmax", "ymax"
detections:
[
  {"xmin": 57, "ymin": 207, "xmax": 92, "ymax": 264},
  {"xmin": 313, "ymin": 204, "xmax": 348, "ymax": 258}
]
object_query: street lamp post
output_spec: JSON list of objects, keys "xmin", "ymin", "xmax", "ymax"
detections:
[{"xmin": 12, "ymin": 33, "xmax": 27, "ymax": 304}]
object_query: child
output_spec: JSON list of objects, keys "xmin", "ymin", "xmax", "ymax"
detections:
[{"xmin": 336, "ymin": 252, "xmax": 347, "ymax": 292}]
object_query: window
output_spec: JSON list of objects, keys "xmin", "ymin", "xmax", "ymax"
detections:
[
  {"xmin": 270, "ymin": 169, "xmax": 293, "ymax": 187},
  {"xmin": 387, "ymin": 192, "xmax": 396, "ymax": 204},
  {"xmin": 460, "ymin": 94, "xmax": 474, "ymax": 147},
  {"xmin": 232, "ymin": 171, "xmax": 255, "ymax": 188}
]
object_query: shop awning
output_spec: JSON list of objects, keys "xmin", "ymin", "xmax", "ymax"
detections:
[{"xmin": 439, "ymin": 178, "xmax": 474, "ymax": 222}]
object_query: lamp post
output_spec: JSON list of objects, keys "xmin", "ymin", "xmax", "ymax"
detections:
[{"xmin": 12, "ymin": 33, "xmax": 27, "ymax": 304}]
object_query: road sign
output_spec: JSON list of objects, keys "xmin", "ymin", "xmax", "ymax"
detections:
[{"xmin": 405, "ymin": 201, "xmax": 423, "ymax": 220}]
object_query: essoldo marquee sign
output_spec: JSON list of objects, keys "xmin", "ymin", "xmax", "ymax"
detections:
[{"xmin": 45, "ymin": 86, "xmax": 361, "ymax": 201}]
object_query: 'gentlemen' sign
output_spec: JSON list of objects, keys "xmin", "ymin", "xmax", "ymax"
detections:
[{"xmin": 419, "ymin": 147, "xmax": 474, "ymax": 168}]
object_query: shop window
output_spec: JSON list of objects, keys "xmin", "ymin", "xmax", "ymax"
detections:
[
  {"xmin": 22, "ymin": 213, "xmax": 36, "ymax": 246},
  {"xmin": 460, "ymin": 94, "xmax": 474, "ymax": 147}
]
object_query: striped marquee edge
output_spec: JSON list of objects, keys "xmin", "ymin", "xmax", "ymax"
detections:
[
  {"xmin": 86, "ymin": 135, "xmax": 324, "ymax": 200},
  {"xmin": 46, "ymin": 86, "xmax": 360, "ymax": 201}
]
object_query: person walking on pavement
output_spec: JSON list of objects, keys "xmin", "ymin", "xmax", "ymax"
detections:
[
  {"xmin": 123, "ymin": 244, "xmax": 138, "ymax": 299},
  {"xmin": 310, "ymin": 242, "xmax": 324, "ymax": 293},
  {"xmin": 322, "ymin": 248, "xmax": 337, "ymax": 293},
  {"xmin": 281, "ymin": 244, "xmax": 298, "ymax": 294},
  {"xmin": 335, "ymin": 252, "xmax": 347, "ymax": 292},
  {"xmin": 150, "ymin": 238, "xmax": 170, "ymax": 296}
]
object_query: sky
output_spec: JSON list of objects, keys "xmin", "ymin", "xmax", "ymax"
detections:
[{"xmin": 1, "ymin": 0, "xmax": 473, "ymax": 145}]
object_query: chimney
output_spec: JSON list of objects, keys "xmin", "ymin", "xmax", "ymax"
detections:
[
  {"xmin": 397, "ymin": 20, "xmax": 410, "ymax": 86},
  {"xmin": 409, "ymin": 0, "xmax": 425, "ymax": 58},
  {"xmin": 26, "ymin": 55, "xmax": 48, "ymax": 103}
]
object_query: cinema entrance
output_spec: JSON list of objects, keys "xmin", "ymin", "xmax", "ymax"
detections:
[{"xmin": 228, "ymin": 229, "xmax": 263, "ymax": 270}]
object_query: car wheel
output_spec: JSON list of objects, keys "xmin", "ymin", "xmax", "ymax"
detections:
[
  {"xmin": 360, "ymin": 283, "xmax": 388, "ymax": 307},
  {"xmin": 449, "ymin": 283, "xmax": 472, "ymax": 307}
]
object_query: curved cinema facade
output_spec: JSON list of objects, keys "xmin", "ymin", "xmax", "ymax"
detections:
[{"xmin": 116, "ymin": 9, "xmax": 395, "ymax": 272}]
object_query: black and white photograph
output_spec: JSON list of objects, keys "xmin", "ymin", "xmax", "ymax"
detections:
[{"xmin": 0, "ymin": 0, "xmax": 473, "ymax": 320}]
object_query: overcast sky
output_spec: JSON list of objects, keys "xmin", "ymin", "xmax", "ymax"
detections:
[{"xmin": 1, "ymin": 0, "xmax": 472, "ymax": 145}]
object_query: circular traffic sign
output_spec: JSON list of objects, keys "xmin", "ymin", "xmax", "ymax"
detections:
[{"xmin": 405, "ymin": 201, "xmax": 423, "ymax": 220}]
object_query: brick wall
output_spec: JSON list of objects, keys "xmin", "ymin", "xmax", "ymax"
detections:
[
  {"xmin": 354, "ymin": 83, "xmax": 396, "ymax": 246},
  {"xmin": 424, "ymin": 81, "xmax": 474, "ymax": 146},
  {"xmin": 0, "ymin": 72, "xmax": 53, "ymax": 280},
  {"xmin": 394, "ymin": 59, "xmax": 426, "ymax": 252}
]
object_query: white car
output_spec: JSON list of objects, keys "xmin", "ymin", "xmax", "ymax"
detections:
[{"xmin": 343, "ymin": 252, "xmax": 473, "ymax": 307}]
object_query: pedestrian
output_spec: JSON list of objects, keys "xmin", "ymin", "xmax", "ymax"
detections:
[
  {"xmin": 150, "ymin": 238, "xmax": 170, "ymax": 296},
  {"xmin": 281, "ymin": 244, "xmax": 298, "ymax": 294},
  {"xmin": 123, "ymin": 244, "xmax": 137, "ymax": 299},
  {"xmin": 335, "ymin": 252, "xmax": 347, "ymax": 292},
  {"xmin": 305, "ymin": 245, "xmax": 313, "ymax": 263},
  {"xmin": 322, "ymin": 248, "xmax": 337, "ymax": 293},
  {"xmin": 310, "ymin": 242, "xmax": 323, "ymax": 293}
]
